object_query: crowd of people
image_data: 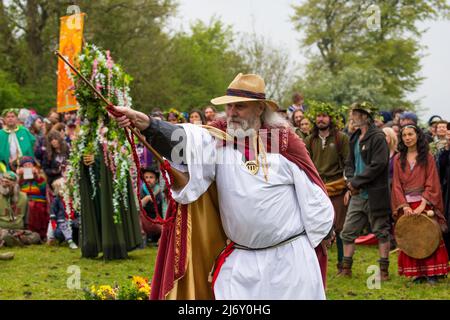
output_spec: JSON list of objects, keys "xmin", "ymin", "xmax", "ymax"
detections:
[
  {"xmin": 0, "ymin": 106, "xmax": 220, "ymax": 258},
  {"xmin": 284, "ymin": 98, "xmax": 450, "ymax": 285},
  {"xmin": 1, "ymin": 90, "xmax": 449, "ymax": 288}
]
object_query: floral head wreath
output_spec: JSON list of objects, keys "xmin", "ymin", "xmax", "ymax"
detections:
[
  {"xmin": 165, "ymin": 108, "xmax": 184, "ymax": 122},
  {"xmin": 1, "ymin": 108, "xmax": 20, "ymax": 117},
  {"xmin": 304, "ymin": 100, "xmax": 347, "ymax": 129}
]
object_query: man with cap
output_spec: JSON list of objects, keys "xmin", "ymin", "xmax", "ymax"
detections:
[
  {"xmin": 340, "ymin": 102, "xmax": 391, "ymax": 281},
  {"xmin": 0, "ymin": 109, "xmax": 36, "ymax": 170},
  {"xmin": 111, "ymin": 73, "xmax": 334, "ymax": 300},
  {"xmin": 425, "ymin": 115, "xmax": 443, "ymax": 143},
  {"xmin": 139, "ymin": 165, "xmax": 164, "ymax": 246},
  {"xmin": 0, "ymin": 171, "xmax": 41, "ymax": 247},
  {"xmin": 304, "ymin": 102, "xmax": 350, "ymax": 275}
]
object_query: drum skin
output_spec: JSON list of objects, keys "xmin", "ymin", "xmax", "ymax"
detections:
[{"xmin": 395, "ymin": 213, "xmax": 442, "ymax": 259}]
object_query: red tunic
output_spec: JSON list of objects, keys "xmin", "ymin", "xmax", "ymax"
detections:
[{"xmin": 391, "ymin": 153, "xmax": 449, "ymax": 277}]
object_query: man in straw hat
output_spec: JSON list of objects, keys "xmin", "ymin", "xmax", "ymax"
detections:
[{"xmin": 111, "ymin": 73, "xmax": 334, "ymax": 300}]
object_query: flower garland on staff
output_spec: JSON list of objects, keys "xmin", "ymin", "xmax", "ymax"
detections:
[{"xmin": 63, "ymin": 43, "xmax": 137, "ymax": 224}]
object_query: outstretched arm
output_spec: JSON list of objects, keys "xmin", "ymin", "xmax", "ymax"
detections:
[{"xmin": 109, "ymin": 106, "xmax": 188, "ymax": 189}]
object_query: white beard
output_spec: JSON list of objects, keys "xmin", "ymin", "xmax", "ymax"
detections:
[
  {"xmin": 227, "ymin": 118, "xmax": 258, "ymax": 138},
  {"xmin": 0, "ymin": 184, "xmax": 19, "ymax": 203}
]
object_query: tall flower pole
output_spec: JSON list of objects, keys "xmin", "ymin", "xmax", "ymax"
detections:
[{"xmin": 55, "ymin": 50, "xmax": 188, "ymax": 190}]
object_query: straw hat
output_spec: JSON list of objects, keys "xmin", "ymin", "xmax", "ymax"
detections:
[{"xmin": 211, "ymin": 73, "xmax": 279, "ymax": 111}]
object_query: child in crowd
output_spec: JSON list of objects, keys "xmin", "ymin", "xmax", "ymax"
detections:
[
  {"xmin": 140, "ymin": 166, "xmax": 164, "ymax": 244},
  {"xmin": 46, "ymin": 178, "xmax": 78, "ymax": 249},
  {"xmin": 17, "ymin": 156, "xmax": 48, "ymax": 240}
]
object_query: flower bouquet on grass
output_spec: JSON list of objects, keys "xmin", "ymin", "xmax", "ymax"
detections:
[{"xmin": 84, "ymin": 276, "xmax": 151, "ymax": 300}]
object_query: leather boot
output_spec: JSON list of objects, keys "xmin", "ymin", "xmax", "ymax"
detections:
[
  {"xmin": 338, "ymin": 256, "xmax": 353, "ymax": 277},
  {"xmin": 378, "ymin": 258, "xmax": 389, "ymax": 281},
  {"xmin": 336, "ymin": 261, "xmax": 343, "ymax": 275}
]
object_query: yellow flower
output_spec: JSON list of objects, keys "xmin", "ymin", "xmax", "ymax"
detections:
[
  {"xmin": 96, "ymin": 285, "xmax": 117, "ymax": 300},
  {"xmin": 132, "ymin": 276, "xmax": 149, "ymax": 289}
]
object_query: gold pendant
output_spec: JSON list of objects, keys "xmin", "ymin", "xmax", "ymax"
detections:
[{"xmin": 245, "ymin": 161, "xmax": 259, "ymax": 175}]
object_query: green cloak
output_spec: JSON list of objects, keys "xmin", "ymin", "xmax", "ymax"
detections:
[
  {"xmin": 79, "ymin": 150, "xmax": 142, "ymax": 260},
  {"xmin": 0, "ymin": 126, "xmax": 36, "ymax": 168}
]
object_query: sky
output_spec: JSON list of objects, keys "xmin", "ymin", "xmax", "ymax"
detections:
[{"xmin": 168, "ymin": 0, "xmax": 450, "ymax": 123}]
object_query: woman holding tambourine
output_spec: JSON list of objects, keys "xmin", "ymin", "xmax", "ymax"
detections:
[{"xmin": 391, "ymin": 125, "xmax": 449, "ymax": 284}]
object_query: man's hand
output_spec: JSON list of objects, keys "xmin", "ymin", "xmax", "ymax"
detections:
[
  {"xmin": 347, "ymin": 182, "xmax": 356, "ymax": 193},
  {"xmin": 109, "ymin": 106, "xmax": 151, "ymax": 131},
  {"xmin": 320, "ymin": 238, "xmax": 333, "ymax": 256},
  {"xmin": 83, "ymin": 154, "xmax": 95, "ymax": 166},
  {"xmin": 344, "ymin": 190, "xmax": 351, "ymax": 206},
  {"xmin": 347, "ymin": 182, "xmax": 361, "ymax": 196}
]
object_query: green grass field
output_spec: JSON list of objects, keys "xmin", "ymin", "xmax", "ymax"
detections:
[{"xmin": 0, "ymin": 243, "xmax": 448, "ymax": 300}]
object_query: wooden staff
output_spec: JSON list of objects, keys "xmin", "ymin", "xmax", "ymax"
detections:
[{"xmin": 55, "ymin": 50, "xmax": 188, "ymax": 189}]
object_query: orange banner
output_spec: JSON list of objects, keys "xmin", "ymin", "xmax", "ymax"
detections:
[{"xmin": 57, "ymin": 13, "xmax": 85, "ymax": 113}]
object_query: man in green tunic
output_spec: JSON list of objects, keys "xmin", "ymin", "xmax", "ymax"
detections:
[{"xmin": 0, "ymin": 109, "xmax": 36, "ymax": 170}]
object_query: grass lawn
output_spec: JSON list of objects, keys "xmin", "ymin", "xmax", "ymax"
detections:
[
  {"xmin": 0, "ymin": 243, "xmax": 449, "ymax": 300},
  {"xmin": 0, "ymin": 244, "xmax": 157, "ymax": 300},
  {"xmin": 326, "ymin": 244, "xmax": 450, "ymax": 300}
]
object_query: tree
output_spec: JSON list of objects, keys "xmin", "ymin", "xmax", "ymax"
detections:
[
  {"xmin": 0, "ymin": 70, "xmax": 25, "ymax": 108},
  {"xmin": 293, "ymin": 64, "xmax": 417, "ymax": 110},
  {"xmin": 0, "ymin": 0, "xmax": 177, "ymax": 113},
  {"xmin": 291, "ymin": 0, "xmax": 450, "ymax": 110},
  {"xmin": 237, "ymin": 32, "xmax": 296, "ymax": 104},
  {"xmin": 74, "ymin": 0, "xmax": 176, "ymax": 111},
  {"xmin": 162, "ymin": 19, "xmax": 246, "ymax": 112}
]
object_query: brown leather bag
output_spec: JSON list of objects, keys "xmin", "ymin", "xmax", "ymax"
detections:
[{"xmin": 325, "ymin": 177, "xmax": 347, "ymax": 197}]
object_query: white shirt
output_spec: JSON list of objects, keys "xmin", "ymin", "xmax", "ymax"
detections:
[
  {"xmin": 8, "ymin": 131, "xmax": 22, "ymax": 161},
  {"xmin": 171, "ymin": 124, "xmax": 334, "ymax": 300}
]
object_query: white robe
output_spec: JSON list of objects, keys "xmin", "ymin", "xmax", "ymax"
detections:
[{"xmin": 171, "ymin": 124, "xmax": 334, "ymax": 300}]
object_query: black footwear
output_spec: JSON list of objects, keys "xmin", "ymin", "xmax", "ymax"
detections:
[
  {"xmin": 412, "ymin": 276, "xmax": 426, "ymax": 284},
  {"xmin": 426, "ymin": 276, "xmax": 438, "ymax": 285},
  {"xmin": 378, "ymin": 258, "xmax": 390, "ymax": 281},
  {"xmin": 336, "ymin": 261, "xmax": 343, "ymax": 275},
  {"xmin": 337, "ymin": 257, "xmax": 353, "ymax": 277}
]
